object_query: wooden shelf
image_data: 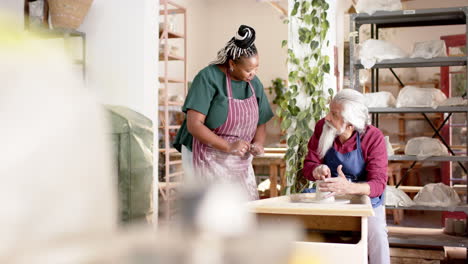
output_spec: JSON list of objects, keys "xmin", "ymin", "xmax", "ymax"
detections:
[
  {"xmin": 159, "ymin": 30, "xmax": 184, "ymax": 39},
  {"xmin": 159, "ymin": 77, "xmax": 185, "ymax": 83},
  {"xmin": 159, "ymin": 125, "xmax": 180, "ymax": 129},
  {"xmin": 159, "ymin": 0, "xmax": 187, "ymax": 222},
  {"xmin": 159, "ymin": 53, "xmax": 185, "ymax": 61},
  {"xmin": 388, "ymin": 226, "xmax": 468, "ymax": 248},
  {"xmin": 159, "ymin": 181, "xmax": 181, "ymax": 190},
  {"xmin": 159, "ymin": 148, "xmax": 178, "ymax": 153},
  {"xmin": 159, "ymin": 0, "xmax": 186, "ymax": 11}
]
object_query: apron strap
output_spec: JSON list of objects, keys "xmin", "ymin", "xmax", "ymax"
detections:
[{"xmin": 226, "ymin": 70, "xmax": 233, "ymax": 99}]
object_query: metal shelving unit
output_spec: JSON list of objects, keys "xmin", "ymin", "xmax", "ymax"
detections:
[
  {"xmin": 350, "ymin": 6, "xmax": 468, "ymax": 250},
  {"xmin": 369, "ymin": 106, "xmax": 468, "ymax": 113},
  {"xmin": 388, "ymin": 155, "xmax": 468, "ymax": 162},
  {"xmin": 354, "ymin": 57, "xmax": 467, "ymax": 69},
  {"xmin": 388, "ymin": 226, "xmax": 468, "ymax": 248},
  {"xmin": 350, "ymin": 6, "xmax": 468, "ymax": 93}
]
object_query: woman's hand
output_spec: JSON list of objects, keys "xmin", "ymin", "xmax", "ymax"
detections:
[
  {"xmin": 228, "ymin": 140, "xmax": 251, "ymax": 156},
  {"xmin": 249, "ymin": 143, "xmax": 264, "ymax": 156}
]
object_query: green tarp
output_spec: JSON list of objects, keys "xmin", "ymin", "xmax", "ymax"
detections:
[{"xmin": 106, "ymin": 106, "xmax": 153, "ymax": 223}]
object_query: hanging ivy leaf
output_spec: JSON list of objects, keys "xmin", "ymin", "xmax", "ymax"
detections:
[
  {"xmin": 300, "ymin": 1, "xmax": 310, "ymax": 15},
  {"xmin": 303, "ymin": 14, "xmax": 312, "ymax": 25},
  {"xmin": 310, "ymin": 40, "xmax": 319, "ymax": 50},
  {"xmin": 291, "ymin": 2, "xmax": 300, "ymax": 16},
  {"xmin": 280, "ymin": 0, "xmax": 331, "ymax": 195},
  {"xmin": 322, "ymin": 63, "xmax": 330, "ymax": 73},
  {"xmin": 281, "ymin": 117, "xmax": 292, "ymax": 131},
  {"xmin": 281, "ymin": 40, "xmax": 288, "ymax": 48},
  {"xmin": 312, "ymin": 17, "xmax": 319, "ymax": 26}
]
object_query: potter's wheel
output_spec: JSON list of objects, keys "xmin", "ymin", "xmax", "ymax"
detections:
[
  {"xmin": 305, "ymin": 198, "xmax": 350, "ymax": 204},
  {"xmin": 289, "ymin": 193, "xmax": 351, "ymax": 204}
]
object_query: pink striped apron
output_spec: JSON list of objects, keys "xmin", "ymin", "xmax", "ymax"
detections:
[{"xmin": 192, "ymin": 70, "xmax": 259, "ymax": 200}]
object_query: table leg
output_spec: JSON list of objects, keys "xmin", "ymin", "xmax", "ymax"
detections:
[{"xmin": 270, "ymin": 164, "xmax": 278, "ymax": 197}]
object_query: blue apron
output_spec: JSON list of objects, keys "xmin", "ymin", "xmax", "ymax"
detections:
[{"xmin": 323, "ymin": 132, "xmax": 383, "ymax": 208}]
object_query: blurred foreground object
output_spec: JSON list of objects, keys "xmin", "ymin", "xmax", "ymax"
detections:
[
  {"xmin": 173, "ymin": 183, "xmax": 301, "ymax": 264},
  {"xmin": 0, "ymin": 15, "xmax": 116, "ymax": 262}
]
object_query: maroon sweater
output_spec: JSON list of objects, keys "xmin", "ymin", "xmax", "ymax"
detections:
[{"xmin": 303, "ymin": 118, "xmax": 388, "ymax": 198}]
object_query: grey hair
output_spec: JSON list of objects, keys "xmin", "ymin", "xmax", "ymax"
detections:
[{"xmin": 332, "ymin": 89, "xmax": 370, "ymax": 133}]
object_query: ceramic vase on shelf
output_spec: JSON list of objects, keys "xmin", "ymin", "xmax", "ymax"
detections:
[{"xmin": 47, "ymin": 0, "xmax": 93, "ymax": 30}]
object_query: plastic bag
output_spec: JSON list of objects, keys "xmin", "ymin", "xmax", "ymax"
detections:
[
  {"xmin": 404, "ymin": 137, "xmax": 449, "ymax": 159},
  {"xmin": 396, "ymin": 86, "xmax": 447, "ymax": 108},
  {"xmin": 439, "ymin": 97, "xmax": 468, "ymax": 107},
  {"xmin": 359, "ymin": 39, "xmax": 407, "ymax": 69},
  {"xmin": 364, "ymin": 91, "xmax": 396, "ymax": 107},
  {"xmin": 355, "ymin": 0, "xmax": 402, "ymax": 15},
  {"xmin": 414, "ymin": 183, "xmax": 461, "ymax": 207},
  {"xmin": 385, "ymin": 186, "xmax": 415, "ymax": 207},
  {"xmin": 385, "ymin": 136, "xmax": 395, "ymax": 156},
  {"xmin": 410, "ymin": 40, "xmax": 447, "ymax": 59}
]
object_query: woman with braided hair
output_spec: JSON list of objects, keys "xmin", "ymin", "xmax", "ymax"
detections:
[{"xmin": 173, "ymin": 25, "xmax": 273, "ymax": 200}]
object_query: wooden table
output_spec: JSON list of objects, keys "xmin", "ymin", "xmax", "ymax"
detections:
[
  {"xmin": 247, "ymin": 194, "xmax": 374, "ymax": 264},
  {"xmin": 252, "ymin": 149, "xmax": 286, "ymax": 197}
]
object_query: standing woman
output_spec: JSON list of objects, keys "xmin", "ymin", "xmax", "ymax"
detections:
[{"xmin": 173, "ymin": 25, "xmax": 273, "ymax": 200}]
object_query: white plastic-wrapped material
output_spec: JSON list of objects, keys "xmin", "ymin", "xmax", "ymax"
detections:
[
  {"xmin": 414, "ymin": 183, "xmax": 461, "ymax": 207},
  {"xmin": 385, "ymin": 136, "xmax": 395, "ymax": 156},
  {"xmin": 385, "ymin": 186, "xmax": 415, "ymax": 207},
  {"xmin": 355, "ymin": 0, "xmax": 402, "ymax": 15},
  {"xmin": 439, "ymin": 97, "xmax": 468, "ymax": 107},
  {"xmin": 410, "ymin": 40, "xmax": 447, "ymax": 59},
  {"xmin": 404, "ymin": 137, "xmax": 449, "ymax": 158},
  {"xmin": 359, "ymin": 39, "xmax": 407, "ymax": 69},
  {"xmin": 395, "ymin": 86, "xmax": 447, "ymax": 108},
  {"xmin": 364, "ymin": 91, "xmax": 396, "ymax": 107}
]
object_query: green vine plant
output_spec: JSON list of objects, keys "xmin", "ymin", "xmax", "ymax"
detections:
[
  {"xmin": 268, "ymin": 77, "xmax": 287, "ymax": 105},
  {"xmin": 277, "ymin": 0, "xmax": 333, "ymax": 194}
]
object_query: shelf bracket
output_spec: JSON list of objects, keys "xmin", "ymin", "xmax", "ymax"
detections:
[
  {"xmin": 389, "ymin": 68, "xmax": 405, "ymax": 87},
  {"xmin": 422, "ymin": 113, "xmax": 467, "ymax": 174},
  {"xmin": 395, "ymin": 112, "xmax": 467, "ymax": 187}
]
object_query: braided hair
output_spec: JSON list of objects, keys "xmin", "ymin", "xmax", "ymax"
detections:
[{"xmin": 211, "ymin": 25, "xmax": 258, "ymax": 65}]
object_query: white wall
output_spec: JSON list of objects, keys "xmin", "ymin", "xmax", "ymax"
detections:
[
  {"xmin": 80, "ymin": 0, "xmax": 158, "ymax": 119},
  {"xmin": 178, "ymin": 0, "xmax": 288, "ymax": 83},
  {"xmin": 171, "ymin": 0, "xmax": 288, "ymax": 145},
  {"xmin": 80, "ymin": 0, "xmax": 158, "ymax": 223}
]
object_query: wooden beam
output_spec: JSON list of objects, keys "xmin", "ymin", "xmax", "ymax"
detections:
[{"xmin": 268, "ymin": 2, "xmax": 287, "ymax": 16}]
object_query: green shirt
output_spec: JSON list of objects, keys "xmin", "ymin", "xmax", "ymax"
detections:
[{"xmin": 173, "ymin": 64, "xmax": 274, "ymax": 152}]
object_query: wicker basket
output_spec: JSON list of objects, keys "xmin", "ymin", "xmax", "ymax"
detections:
[{"xmin": 48, "ymin": 0, "xmax": 94, "ymax": 29}]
